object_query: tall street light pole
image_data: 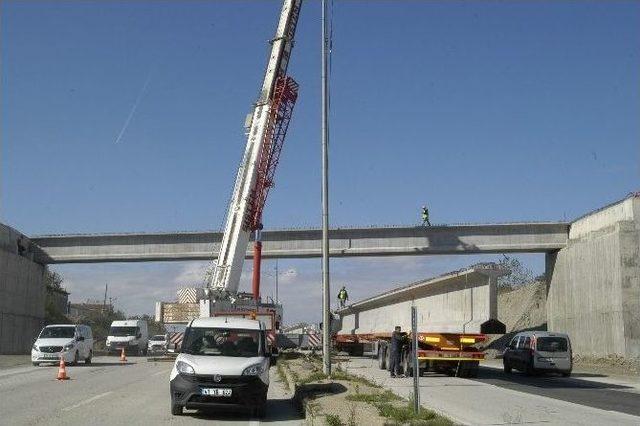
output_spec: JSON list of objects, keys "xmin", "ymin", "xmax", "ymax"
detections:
[{"xmin": 321, "ymin": 0, "xmax": 331, "ymax": 376}]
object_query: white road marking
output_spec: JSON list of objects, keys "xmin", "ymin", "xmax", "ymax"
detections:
[
  {"xmin": 152, "ymin": 369, "xmax": 171, "ymax": 377},
  {"xmin": 62, "ymin": 391, "xmax": 113, "ymax": 411}
]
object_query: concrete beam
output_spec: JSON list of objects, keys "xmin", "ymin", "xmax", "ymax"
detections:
[{"xmin": 30, "ymin": 223, "xmax": 569, "ymax": 264}]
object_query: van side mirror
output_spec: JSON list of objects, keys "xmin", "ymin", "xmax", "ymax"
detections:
[{"xmin": 76, "ymin": 336, "xmax": 85, "ymax": 342}]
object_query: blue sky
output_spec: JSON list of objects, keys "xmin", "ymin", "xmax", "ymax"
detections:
[{"xmin": 2, "ymin": 1, "xmax": 638, "ymax": 321}]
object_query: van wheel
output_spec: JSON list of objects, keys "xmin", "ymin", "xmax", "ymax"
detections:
[
  {"xmin": 525, "ymin": 359, "xmax": 534, "ymax": 376},
  {"xmin": 32, "ymin": 362, "xmax": 40, "ymax": 367},
  {"xmin": 561, "ymin": 371, "xmax": 571, "ymax": 378},
  {"xmin": 171, "ymin": 402, "xmax": 183, "ymax": 415},
  {"xmin": 85, "ymin": 351, "xmax": 92, "ymax": 364},
  {"xmin": 73, "ymin": 351, "xmax": 79, "ymax": 366},
  {"xmin": 503, "ymin": 359, "xmax": 512, "ymax": 373},
  {"xmin": 254, "ymin": 404, "xmax": 267, "ymax": 418},
  {"xmin": 378, "ymin": 346, "xmax": 387, "ymax": 370}
]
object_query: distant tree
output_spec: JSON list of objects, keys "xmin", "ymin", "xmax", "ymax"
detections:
[
  {"xmin": 44, "ymin": 267, "xmax": 69, "ymax": 324},
  {"xmin": 130, "ymin": 314, "xmax": 165, "ymax": 336},
  {"xmin": 497, "ymin": 255, "xmax": 535, "ymax": 291}
]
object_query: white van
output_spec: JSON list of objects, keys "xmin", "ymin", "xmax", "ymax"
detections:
[
  {"xmin": 106, "ymin": 320, "xmax": 149, "ymax": 356},
  {"xmin": 31, "ymin": 324, "xmax": 93, "ymax": 366},
  {"xmin": 503, "ymin": 331, "xmax": 572, "ymax": 377},
  {"xmin": 169, "ymin": 317, "xmax": 273, "ymax": 418}
]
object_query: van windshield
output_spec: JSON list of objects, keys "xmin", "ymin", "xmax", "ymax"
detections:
[
  {"xmin": 109, "ymin": 326, "xmax": 139, "ymax": 337},
  {"xmin": 40, "ymin": 327, "xmax": 75, "ymax": 339},
  {"xmin": 537, "ymin": 337, "xmax": 568, "ymax": 352},
  {"xmin": 181, "ymin": 328, "xmax": 262, "ymax": 357}
]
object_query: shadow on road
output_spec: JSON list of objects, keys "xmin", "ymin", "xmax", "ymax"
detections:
[
  {"xmin": 183, "ymin": 396, "xmax": 303, "ymax": 422},
  {"xmin": 474, "ymin": 366, "xmax": 631, "ymax": 390},
  {"xmin": 35, "ymin": 362, "xmax": 136, "ymax": 367}
]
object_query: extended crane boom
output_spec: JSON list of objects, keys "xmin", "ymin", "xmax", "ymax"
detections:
[{"xmin": 205, "ymin": 0, "xmax": 302, "ymax": 304}]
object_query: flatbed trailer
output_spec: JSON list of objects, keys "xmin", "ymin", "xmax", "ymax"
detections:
[
  {"xmin": 335, "ymin": 331, "xmax": 487, "ymax": 377},
  {"xmin": 333, "ymin": 264, "xmax": 507, "ymax": 378}
]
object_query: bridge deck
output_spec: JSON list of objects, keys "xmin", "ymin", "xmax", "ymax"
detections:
[{"xmin": 31, "ymin": 223, "xmax": 569, "ymax": 264}]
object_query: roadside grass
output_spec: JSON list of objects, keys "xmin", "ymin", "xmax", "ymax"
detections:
[
  {"xmin": 276, "ymin": 362, "xmax": 290, "ymax": 391},
  {"xmin": 325, "ymin": 414, "xmax": 344, "ymax": 426},
  {"xmin": 376, "ymin": 400, "xmax": 454, "ymax": 425},
  {"xmin": 346, "ymin": 389, "xmax": 401, "ymax": 404}
]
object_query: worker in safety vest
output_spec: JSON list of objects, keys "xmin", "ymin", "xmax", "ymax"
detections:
[
  {"xmin": 337, "ymin": 286, "xmax": 349, "ymax": 308},
  {"xmin": 389, "ymin": 326, "xmax": 404, "ymax": 378},
  {"xmin": 421, "ymin": 205, "xmax": 431, "ymax": 226}
]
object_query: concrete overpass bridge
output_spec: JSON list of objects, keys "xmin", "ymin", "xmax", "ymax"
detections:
[
  {"xmin": 30, "ymin": 222, "xmax": 570, "ymax": 264},
  {"xmin": 2, "ymin": 196, "xmax": 639, "ymax": 359}
]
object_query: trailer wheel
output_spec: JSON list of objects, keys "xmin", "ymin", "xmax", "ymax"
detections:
[
  {"xmin": 378, "ymin": 345, "xmax": 387, "ymax": 370},
  {"xmin": 385, "ymin": 346, "xmax": 392, "ymax": 372},
  {"xmin": 402, "ymin": 351, "xmax": 413, "ymax": 377}
]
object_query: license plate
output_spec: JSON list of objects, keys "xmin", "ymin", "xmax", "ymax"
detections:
[
  {"xmin": 201, "ymin": 388, "xmax": 232, "ymax": 397},
  {"xmin": 43, "ymin": 354, "xmax": 59, "ymax": 359}
]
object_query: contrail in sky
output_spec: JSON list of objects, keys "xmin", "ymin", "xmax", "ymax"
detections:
[{"xmin": 114, "ymin": 71, "xmax": 152, "ymax": 144}]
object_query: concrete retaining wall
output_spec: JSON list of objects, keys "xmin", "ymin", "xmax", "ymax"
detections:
[
  {"xmin": 547, "ymin": 196, "xmax": 640, "ymax": 358},
  {"xmin": 0, "ymin": 225, "xmax": 45, "ymax": 354}
]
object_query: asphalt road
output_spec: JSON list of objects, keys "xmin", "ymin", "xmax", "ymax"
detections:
[
  {"xmin": 0, "ymin": 356, "xmax": 302, "ymax": 426},
  {"xmin": 474, "ymin": 364, "xmax": 640, "ymax": 417}
]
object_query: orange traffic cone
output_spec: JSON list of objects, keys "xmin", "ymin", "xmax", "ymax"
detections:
[
  {"xmin": 120, "ymin": 347, "xmax": 127, "ymax": 363},
  {"xmin": 57, "ymin": 356, "xmax": 69, "ymax": 380}
]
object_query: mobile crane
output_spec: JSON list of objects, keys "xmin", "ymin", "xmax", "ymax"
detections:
[{"xmin": 198, "ymin": 0, "xmax": 303, "ymax": 342}]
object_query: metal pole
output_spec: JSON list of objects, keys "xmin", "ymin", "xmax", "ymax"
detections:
[
  {"xmin": 411, "ymin": 306, "xmax": 420, "ymax": 414},
  {"xmin": 275, "ymin": 260, "xmax": 279, "ymax": 304},
  {"xmin": 321, "ymin": 0, "xmax": 331, "ymax": 376}
]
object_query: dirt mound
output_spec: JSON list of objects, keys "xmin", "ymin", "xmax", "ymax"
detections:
[{"xmin": 485, "ymin": 281, "xmax": 547, "ymax": 355}]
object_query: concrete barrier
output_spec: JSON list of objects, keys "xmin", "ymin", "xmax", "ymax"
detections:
[
  {"xmin": 0, "ymin": 225, "xmax": 45, "ymax": 354},
  {"xmin": 547, "ymin": 195, "xmax": 640, "ymax": 358},
  {"xmin": 337, "ymin": 264, "xmax": 507, "ymax": 336}
]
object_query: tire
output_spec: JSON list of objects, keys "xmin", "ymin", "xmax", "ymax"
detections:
[
  {"xmin": 503, "ymin": 359, "xmax": 512, "ymax": 374},
  {"xmin": 524, "ymin": 359, "xmax": 534, "ymax": 376},
  {"xmin": 73, "ymin": 351, "xmax": 79, "ymax": 366},
  {"xmin": 378, "ymin": 345, "xmax": 387, "ymax": 370},
  {"xmin": 402, "ymin": 351, "xmax": 413, "ymax": 377},
  {"xmin": 561, "ymin": 371, "xmax": 571, "ymax": 378},
  {"xmin": 385, "ymin": 346, "xmax": 391, "ymax": 372},
  {"xmin": 32, "ymin": 362, "xmax": 40, "ymax": 367},
  {"xmin": 466, "ymin": 361, "xmax": 479, "ymax": 378},
  {"xmin": 171, "ymin": 401, "xmax": 183, "ymax": 416},
  {"xmin": 254, "ymin": 404, "xmax": 267, "ymax": 418},
  {"xmin": 85, "ymin": 350, "xmax": 92, "ymax": 364}
]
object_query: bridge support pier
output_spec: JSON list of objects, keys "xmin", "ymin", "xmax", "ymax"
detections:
[
  {"xmin": 0, "ymin": 225, "xmax": 45, "ymax": 354},
  {"xmin": 546, "ymin": 196, "xmax": 640, "ymax": 358}
]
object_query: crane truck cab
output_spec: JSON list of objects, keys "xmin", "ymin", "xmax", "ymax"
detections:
[{"xmin": 169, "ymin": 317, "xmax": 272, "ymax": 418}]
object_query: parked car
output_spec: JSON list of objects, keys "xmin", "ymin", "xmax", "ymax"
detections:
[
  {"xmin": 106, "ymin": 320, "xmax": 149, "ymax": 356},
  {"xmin": 169, "ymin": 317, "xmax": 273, "ymax": 418},
  {"xmin": 503, "ymin": 331, "xmax": 572, "ymax": 377},
  {"xmin": 31, "ymin": 324, "xmax": 93, "ymax": 366},
  {"xmin": 148, "ymin": 334, "xmax": 168, "ymax": 354}
]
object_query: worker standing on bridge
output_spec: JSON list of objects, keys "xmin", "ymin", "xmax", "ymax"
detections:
[
  {"xmin": 421, "ymin": 205, "xmax": 431, "ymax": 226},
  {"xmin": 390, "ymin": 326, "xmax": 403, "ymax": 378},
  {"xmin": 337, "ymin": 286, "xmax": 349, "ymax": 308}
]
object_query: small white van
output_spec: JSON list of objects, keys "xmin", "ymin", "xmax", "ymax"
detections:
[
  {"xmin": 169, "ymin": 317, "xmax": 273, "ymax": 418},
  {"xmin": 31, "ymin": 324, "xmax": 93, "ymax": 366},
  {"xmin": 503, "ymin": 331, "xmax": 572, "ymax": 376},
  {"xmin": 106, "ymin": 320, "xmax": 149, "ymax": 356}
]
